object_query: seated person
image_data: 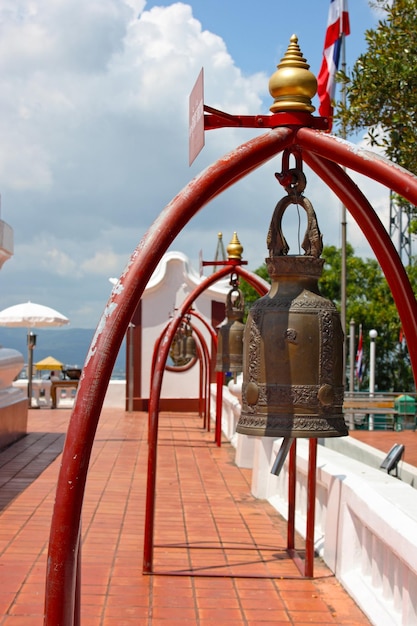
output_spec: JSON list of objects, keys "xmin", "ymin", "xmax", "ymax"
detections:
[{"xmin": 49, "ymin": 370, "xmax": 61, "ymax": 381}]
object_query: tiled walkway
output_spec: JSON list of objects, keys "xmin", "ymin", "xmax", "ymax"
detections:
[
  {"xmin": 0, "ymin": 408, "xmax": 370, "ymax": 625},
  {"xmin": 351, "ymin": 427, "xmax": 417, "ymax": 467}
]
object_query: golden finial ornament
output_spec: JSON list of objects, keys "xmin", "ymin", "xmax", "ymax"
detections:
[
  {"xmin": 269, "ymin": 35, "xmax": 317, "ymax": 114},
  {"xmin": 227, "ymin": 232, "xmax": 243, "ymax": 260}
]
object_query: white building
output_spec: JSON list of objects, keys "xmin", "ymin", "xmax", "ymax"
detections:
[{"xmin": 0, "ymin": 215, "xmax": 27, "ymax": 449}]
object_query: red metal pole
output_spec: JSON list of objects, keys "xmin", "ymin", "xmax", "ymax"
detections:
[
  {"xmin": 236, "ymin": 266, "xmax": 269, "ymax": 296},
  {"xmin": 189, "ymin": 310, "xmax": 219, "ymax": 426},
  {"xmin": 45, "ymin": 127, "xmax": 294, "ymax": 624},
  {"xmin": 143, "ymin": 266, "xmax": 233, "ymax": 574},
  {"xmin": 192, "ymin": 326, "xmax": 210, "ymax": 431},
  {"xmin": 287, "ymin": 439, "xmax": 296, "ymax": 551},
  {"xmin": 143, "ymin": 265, "xmax": 272, "ymax": 570},
  {"xmin": 305, "ymin": 438, "xmax": 317, "ymax": 578},
  {"xmin": 297, "ymin": 127, "xmax": 417, "ymax": 207},
  {"xmin": 195, "ymin": 313, "xmax": 214, "ymax": 424},
  {"xmin": 204, "ymin": 341, "xmax": 210, "ymax": 432},
  {"xmin": 215, "ymin": 371, "xmax": 224, "ymax": 446},
  {"xmin": 143, "ymin": 266, "xmax": 269, "ymax": 572},
  {"xmin": 143, "ymin": 309, "xmax": 215, "ymax": 574},
  {"xmin": 198, "ymin": 346, "xmax": 204, "ymax": 419},
  {"xmin": 73, "ymin": 530, "xmax": 81, "ymax": 626},
  {"xmin": 303, "ymin": 150, "xmax": 417, "ymax": 385},
  {"xmin": 47, "ymin": 122, "xmax": 417, "ymax": 618},
  {"xmin": 148, "ymin": 320, "xmax": 171, "ymax": 443}
]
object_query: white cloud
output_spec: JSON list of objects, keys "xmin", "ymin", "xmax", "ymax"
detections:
[
  {"xmin": 43, "ymin": 248, "xmax": 80, "ymax": 277},
  {"xmin": 0, "ymin": 0, "xmax": 401, "ymax": 328},
  {"xmin": 80, "ymin": 248, "xmax": 127, "ymax": 275}
]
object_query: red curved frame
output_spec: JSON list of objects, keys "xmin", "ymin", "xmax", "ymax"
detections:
[
  {"xmin": 144, "ymin": 265, "xmax": 269, "ymax": 573},
  {"xmin": 149, "ymin": 317, "xmax": 208, "ymax": 424},
  {"xmin": 188, "ymin": 325, "xmax": 211, "ymax": 428},
  {"xmin": 44, "ymin": 125, "xmax": 417, "ymax": 625},
  {"xmin": 188, "ymin": 310, "xmax": 219, "ymax": 430},
  {"xmin": 188, "ymin": 310, "xmax": 221, "ymax": 435}
]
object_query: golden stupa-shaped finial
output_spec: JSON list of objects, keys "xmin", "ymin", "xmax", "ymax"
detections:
[
  {"xmin": 227, "ymin": 232, "xmax": 243, "ymax": 260},
  {"xmin": 269, "ymin": 34, "xmax": 317, "ymax": 114}
]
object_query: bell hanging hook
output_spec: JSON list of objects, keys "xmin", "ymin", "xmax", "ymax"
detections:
[
  {"xmin": 229, "ymin": 271, "xmax": 239, "ymax": 289},
  {"xmin": 275, "ymin": 147, "xmax": 306, "ymax": 196}
]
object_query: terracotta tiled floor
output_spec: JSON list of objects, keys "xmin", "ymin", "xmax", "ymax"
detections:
[
  {"xmin": 0, "ymin": 408, "xmax": 371, "ymax": 625},
  {"xmin": 350, "ymin": 427, "xmax": 417, "ymax": 467}
]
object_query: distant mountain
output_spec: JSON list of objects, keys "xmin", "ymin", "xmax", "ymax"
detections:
[{"xmin": 0, "ymin": 327, "xmax": 126, "ymax": 377}]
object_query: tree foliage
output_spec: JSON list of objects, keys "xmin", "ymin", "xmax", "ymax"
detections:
[
  {"xmin": 338, "ymin": 0, "xmax": 417, "ymax": 175},
  {"xmin": 333, "ymin": 0, "xmax": 417, "ymax": 387},
  {"xmin": 320, "ymin": 244, "xmax": 416, "ymax": 392},
  {"xmin": 242, "ymin": 246, "xmax": 417, "ymax": 392},
  {"xmin": 238, "ymin": 264, "xmax": 270, "ymax": 318}
]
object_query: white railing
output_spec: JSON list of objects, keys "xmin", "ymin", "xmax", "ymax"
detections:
[{"xmin": 211, "ymin": 383, "xmax": 417, "ymax": 626}]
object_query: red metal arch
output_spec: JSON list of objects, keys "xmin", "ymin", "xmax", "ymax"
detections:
[
  {"xmin": 44, "ymin": 125, "xmax": 417, "ymax": 625},
  {"xmin": 189, "ymin": 324, "xmax": 211, "ymax": 428},
  {"xmin": 297, "ymin": 128, "xmax": 417, "ymax": 374},
  {"xmin": 188, "ymin": 309, "xmax": 219, "ymax": 427},
  {"xmin": 144, "ymin": 265, "xmax": 270, "ymax": 573}
]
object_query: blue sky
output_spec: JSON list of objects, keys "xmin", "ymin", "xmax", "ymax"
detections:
[
  {"xmin": 0, "ymin": 0, "xmax": 387, "ymax": 328},
  {"xmin": 145, "ymin": 0, "xmax": 379, "ymax": 91}
]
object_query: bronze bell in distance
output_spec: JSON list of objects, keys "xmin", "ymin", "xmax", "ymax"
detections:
[
  {"xmin": 215, "ymin": 276, "xmax": 245, "ymax": 376},
  {"xmin": 185, "ymin": 324, "xmax": 197, "ymax": 360},
  {"xmin": 169, "ymin": 319, "xmax": 196, "ymax": 366},
  {"xmin": 169, "ymin": 330, "xmax": 182, "ymax": 365},
  {"xmin": 236, "ymin": 168, "xmax": 348, "ymax": 439}
]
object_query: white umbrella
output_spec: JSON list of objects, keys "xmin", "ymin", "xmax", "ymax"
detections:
[
  {"xmin": 0, "ymin": 301, "xmax": 69, "ymax": 327},
  {"xmin": 0, "ymin": 301, "xmax": 69, "ymax": 406}
]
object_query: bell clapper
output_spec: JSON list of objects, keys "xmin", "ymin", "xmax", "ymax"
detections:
[{"xmin": 271, "ymin": 437, "xmax": 295, "ymax": 476}]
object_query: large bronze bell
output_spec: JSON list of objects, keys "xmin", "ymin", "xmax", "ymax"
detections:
[
  {"xmin": 236, "ymin": 168, "xmax": 348, "ymax": 439},
  {"xmin": 216, "ymin": 276, "xmax": 245, "ymax": 374}
]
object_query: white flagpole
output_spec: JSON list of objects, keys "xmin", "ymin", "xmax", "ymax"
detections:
[{"xmin": 340, "ymin": 8, "xmax": 348, "ymax": 389}]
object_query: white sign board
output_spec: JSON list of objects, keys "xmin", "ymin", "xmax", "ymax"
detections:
[{"xmin": 189, "ymin": 68, "xmax": 204, "ymax": 165}]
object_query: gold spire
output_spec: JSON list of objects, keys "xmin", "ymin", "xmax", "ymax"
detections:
[
  {"xmin": 269, "ymin": 34, "xmax": 317, "ymax": 114},
  {"xmin": 227, "ymin": 232, "xmax": 243, "ymax": 260}
]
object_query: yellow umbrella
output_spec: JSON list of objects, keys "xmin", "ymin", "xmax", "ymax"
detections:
[{"xmin": 35, "ymin": 356, "xmax": 64, "ymax": 371}]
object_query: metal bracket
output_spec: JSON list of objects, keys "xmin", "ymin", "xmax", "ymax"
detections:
[{"xmin": 203, "ymin": 105, "xmax": 329, "ymax": 131}]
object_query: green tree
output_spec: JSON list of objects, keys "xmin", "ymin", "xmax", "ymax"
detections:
[
  {"xmin": 238, "ymin": 264, "xmax": 270, "ymax": 319},
  {"xmin": 338, "ymin": 0, "xmax": 417, "ymax": 174},
  {"xmin": 320, "ymin": 245, "xmax": 415, "ymax": 391},
  {"xmin": 240, "ymin": 246, "xmax": 416, "ymax": 391},
  {"xmin": 337, "ymin": 0, "xmax": 417, "ymax": 233}
]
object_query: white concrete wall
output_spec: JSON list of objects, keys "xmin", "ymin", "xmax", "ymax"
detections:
[
  {"xmin": 267, "ymin": 440, "xmax": 417, "ymax": 626},
  {"xmin": 211, "ymin": 383, "xmax": 417, "ymax": 626},
  {"xmin": 0, "ymin": 218, "xmax": 13, "ymax": 269},
  {"xmin": 141, "ymin": 252, "xmax": 229, "ymax": 400},
  {"xmin": 322, "ymin": 435, "xmax": 417, "ymax": 488},
  {"xmin": 103, "ymin": 380, "xmax": 126, "ymax": 408},
  {"xmin": 0, "ymin": 348, "xmax": 27, "ymax": 448}
]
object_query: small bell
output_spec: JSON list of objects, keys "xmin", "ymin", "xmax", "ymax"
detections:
[
  {"xmin": 216, "ymin": 275, "xmax": 245, "ymax": 375},
  {"xmin": 236, "ymin": 165, "xmax": 348, "ymax": 439},
  {"xmin": 169, "ymin": 331, "xmax": 182, "ymax": 366},
  {"xmin": 185, "ymin": 325, "xmax": 197, "ymax": 360},
  {"xmin": 169, "ymin": 322, "xmax": 191, "ymax": 366}
]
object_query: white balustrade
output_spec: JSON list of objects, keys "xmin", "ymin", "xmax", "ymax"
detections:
[{"xmin": 212, "ymin": 383, "xmax": 417, "ymax": 626}]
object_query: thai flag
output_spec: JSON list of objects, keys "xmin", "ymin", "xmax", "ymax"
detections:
[
  {"xmin": 355, "ymin": 324, "xmax": 363, "ymax": 382},
  {"xmin": 317, "ymin": 0, "xmax": 350, "ymax": 129}
]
